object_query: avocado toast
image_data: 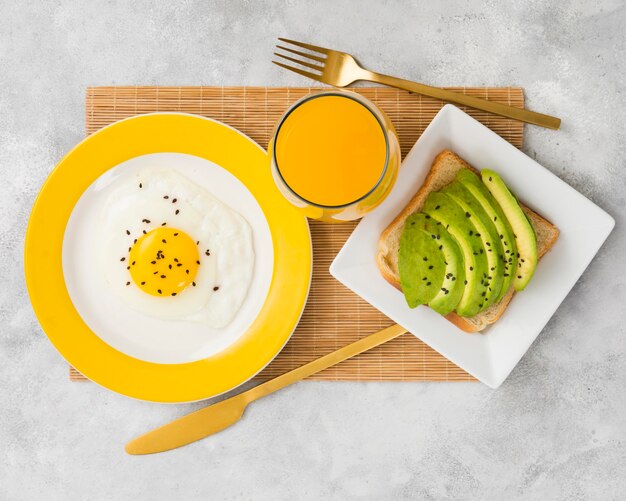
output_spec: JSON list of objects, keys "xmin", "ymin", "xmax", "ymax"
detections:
[{"xmin": 377, "ymin": 150, "xmax": 559, "ymax": 333}]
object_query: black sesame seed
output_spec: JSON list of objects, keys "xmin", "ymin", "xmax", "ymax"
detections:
[
  {"xmin": 120, "ymin": 257, "xmax": 126, "ymax": 262},
  {"xmin": 126, "ymin": 266, "xmax": 130, "ymax": 270},
  {"xmin": 126, "ymin": 281, "xmax": 130, "ymax": 286},
  {"xmin": 172, "ymin": 198, "xmax": 177, "ymax": 203},
  {"xmin": 139, "ymin": 183, "xmax": 142, "ymax": 188},
  {"xmin": 126, "ymin": 230, "xmax": 130, "ymax": 235},
  {"xmin": 205, "ymin": 250, "xmax": 210, "ymax": 256},
  {"xmin": 175, "ymin": 209, "xmax": 180, "ymax": 215},
  {"xmin": 142, "ymin": 219, "xmax": 151, "ymax": 223},
  {"xmin": 163, "ymin": 195, "xmax": 169, "ymax": 199},
  {"xmin": 143, "ymin": 230, "xmax": 147, "ymax": 234},
  {"xmin": 213, "ymin": 286, "xmax": 219, "ymax": 291},
  {"xmin": 192, "ymin": 282, "xmax": 196, "ymax": 287},
  {"xmin": 161, "ymin": 222, "xmax": 167, "ymax": 226}
]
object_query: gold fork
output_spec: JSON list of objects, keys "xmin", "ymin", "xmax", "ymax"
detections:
[{"xmin": 274, "ymin": 38, "xmax": 560, "ymax": 130}]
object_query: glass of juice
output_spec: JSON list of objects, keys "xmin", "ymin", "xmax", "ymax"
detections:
[{"xmin": 268, "ymin": 90, "xmax": 400, "ymax": 222}]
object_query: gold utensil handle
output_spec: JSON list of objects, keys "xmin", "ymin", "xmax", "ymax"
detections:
[
  {"xmin": 244, "ymin": 323, "xmax": 408, "ymax": 403},
  {"xmin": 370, "ymin": 72, "xmax": 561, "ymax": 130},
  {"xmin": 126, "ymin": 323, "xmax": 408, "ymax": 454}
]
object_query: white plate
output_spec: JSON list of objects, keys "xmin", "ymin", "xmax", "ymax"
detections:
[
  {"xmin": 63, "ymin": 152, "xmax": 274, "ymax": 364},
  {"xmin": 330, "ymin": 104, "xmax": 615, "ymax": 388}
]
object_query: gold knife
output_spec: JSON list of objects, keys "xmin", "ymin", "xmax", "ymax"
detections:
[{"xmin": 126, "ymin": 323, "xmax": 407, "ymax": 455}]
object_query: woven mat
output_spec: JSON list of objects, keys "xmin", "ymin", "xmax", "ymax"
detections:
[{"xmin": 70, "ymin": 85, "xmax": 524, "ymax": 382}]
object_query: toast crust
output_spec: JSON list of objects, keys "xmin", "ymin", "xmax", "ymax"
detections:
[{"xmin": 377, "ymin": 150, "xmax": 559, "ymax": 333}]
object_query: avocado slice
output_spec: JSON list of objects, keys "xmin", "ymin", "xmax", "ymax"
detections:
[
  {"xmin": 423, "ymin": 192, "xmax": 489, "ymax": 317},
  {"xmin": 481, "ymin": 169, "xmax": 537, "ymax": 291},
  {"xmin": 422, "ymin": 217, "xmax": 465, "ymax": 315},
  {"xmin": 443, "ymin": 181, "xmax": 504, "ymax": 306},
  {"xmin": 410, "ymin": 214, "xmax": 465, "ymax": 315},
  {"xmin": 398, "ymin": 213, "xmax": 447, "ymax": 308},
  {"xmin": 456, "ymin": 169, "xmax": 518, "ymax": 300}
]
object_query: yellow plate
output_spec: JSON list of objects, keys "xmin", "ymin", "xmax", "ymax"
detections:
[{"xmin": 24, "ymin": 113, "xmax": 311, "ymax": 403}]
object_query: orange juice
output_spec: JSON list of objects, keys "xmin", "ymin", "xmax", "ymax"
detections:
[{"xmin": 274, "ymin": 94, "xmax": 388, "ymax": 207}]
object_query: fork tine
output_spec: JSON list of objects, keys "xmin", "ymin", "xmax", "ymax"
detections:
[
  {"xmin": 274, "ymin": 52, "xmax": 324, "ymax": 71},
  {"xmin": 276, "ymin": 45, "xmax": 325, "ymax": 63},
  {"xmin": 272, "ymin": 61, "xmax": 323, "ymax": 82},
  {"xmin": 278, "ymin": 37, "xmax": 330, "ymax": 55}
]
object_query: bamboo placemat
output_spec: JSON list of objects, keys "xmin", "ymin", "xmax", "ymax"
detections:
[{"xmin": 71, "ymin": 86, "xmax": 524, "ymax": 382}]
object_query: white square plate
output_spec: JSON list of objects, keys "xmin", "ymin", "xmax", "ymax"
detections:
[{"xmin": 330, "ymin": 104, "xmax": 614, "ymax": 388}]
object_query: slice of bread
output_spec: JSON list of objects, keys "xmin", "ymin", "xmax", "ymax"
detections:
[{"xmin": 377, "ymin": 150, "xmax": 560, "ymax": 332}]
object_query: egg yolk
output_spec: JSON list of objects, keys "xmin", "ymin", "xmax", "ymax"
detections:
[{"xmin": 128, "ymin": 227, "xmax": 199, "ymax": 297}]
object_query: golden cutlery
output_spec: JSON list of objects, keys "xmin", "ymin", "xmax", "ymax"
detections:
[
  {"xmin": 273, "ymin": 38, "xmax": 560, "ymax": 130},
  {"xmin": 126, "ymin": 323, "xmax": 407, "ymax": 455}
]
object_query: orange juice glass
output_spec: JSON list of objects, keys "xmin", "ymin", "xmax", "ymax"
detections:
[{"xmin": 268, "ymin": 90, "xmax": 400, "ymax": 222}]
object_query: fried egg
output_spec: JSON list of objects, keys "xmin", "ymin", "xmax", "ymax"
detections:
[{"xmin": 96, "ymin": 168, "xmax": 254, "ymax": 328}]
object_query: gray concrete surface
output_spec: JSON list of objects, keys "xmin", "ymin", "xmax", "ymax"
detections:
[{"xmin": 2, "ymin": 1, "xmax": 625, "ymax": 499}]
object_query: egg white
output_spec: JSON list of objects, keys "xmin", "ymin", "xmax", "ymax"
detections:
[{"xmin": 95, "ymin": 168, "xmax": 255, "ymax": 328}]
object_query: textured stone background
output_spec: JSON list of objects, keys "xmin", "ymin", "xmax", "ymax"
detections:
[{"xmin": 2, "ymin": 1, "xmax": 625, "ymax": 499}]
